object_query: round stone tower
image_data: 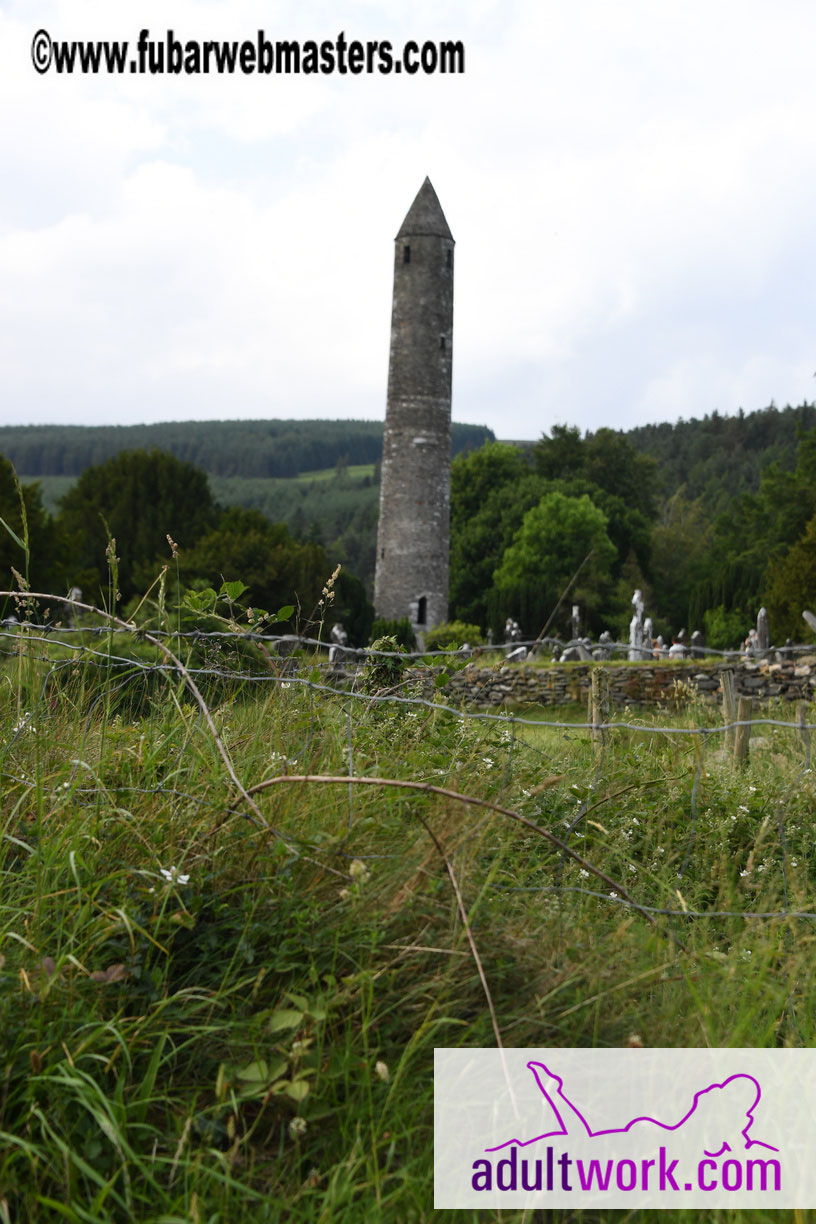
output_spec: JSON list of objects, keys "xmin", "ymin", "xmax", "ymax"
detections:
[{"xmin": 374, "ymin": 177, "xmax": 454, "ymax": 636}]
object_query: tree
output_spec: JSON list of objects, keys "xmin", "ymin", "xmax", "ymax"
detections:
[
  {"xmin": 451, "ymin": 441, "xmax": 533, "ymax": 524},
  {"xmin": 0, "ymin": 456, "xmax": 59, "ymax": 606},
  {"xmin": 687, "ymin": 425, "xmax": 816, "ymax": 631},
  {"xmin": 182, "ymin": 507, "xmax": 327, "ymax": 626},
  {"xmin": 535, "ymin": 425, "xmax": 658, "ymax": 521},
  {"xmin": 534, "ymin": 424, "xmax": 585, "ymax": 481},
  {"xmin": 763, "ymin": 513, "xmax": 816, "ymax": 641},
  {"xmin": 449, "ymin": 443, "xmax": 543, "ymax": 628},
  {"xmin": 56, "ymin": 450, "xmax": 218, "ymax": 603},
  {"xmin": 649, "ymin": 488, "xmax": 712, "ymax": 632},
  {"xmin": 584, "ymin": 428, "xmax": 658, "ymax": 521},
  {"xmin": 493, "ymin": 491, "xmax": 617, "ymax": 635}
]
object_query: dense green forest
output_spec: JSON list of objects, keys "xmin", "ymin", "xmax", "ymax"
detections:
[
  {"xmin": 0, "ymin": 419, "xmax": 493, "ymax": 480},
  {"xmin": 628, "ymin": 402, "xmax": 816, "ymax": 506},
  {"xmin": 450, "ymin": 403, "xmax": 816, "ymax": 646},
  {"xmin": 3, "ymin": 404, "xmax": 816, "ymax": 649}
]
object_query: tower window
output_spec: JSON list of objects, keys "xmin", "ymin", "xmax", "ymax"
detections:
[
  {"xmin": 417, "ymin": 596, "xmax": 427, "ymax": 625},
  {"xmin": 403, "ymin": 245, "xmax": 411, "ymax": 264},
  {"xmin": 440, "ymin": 335, "xmax": 446, "ymax": 351},
  {"xmin": 446, "ymin": 249, "xmax": 453, "ymax": 269}
]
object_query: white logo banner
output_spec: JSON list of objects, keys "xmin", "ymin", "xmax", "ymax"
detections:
[{"xmin": 435, "ymin": 1049, "xmax": 816, "ymax": 1208}]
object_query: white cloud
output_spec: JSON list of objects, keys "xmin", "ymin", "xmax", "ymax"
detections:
[{"xmin": 1, "ymin": 0, "xmax": 815, "ymax": 435}]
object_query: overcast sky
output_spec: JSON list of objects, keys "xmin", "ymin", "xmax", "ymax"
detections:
[{"xmin": 2, "ymin": 0, "xmax": 815, "ymax": 441}]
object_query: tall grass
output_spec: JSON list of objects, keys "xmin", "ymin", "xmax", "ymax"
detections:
[{"xmin": 0, "ymin": 608, "xmax": 815, "ymax": 1221}]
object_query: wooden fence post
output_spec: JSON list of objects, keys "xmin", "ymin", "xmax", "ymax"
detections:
[
  {"xmin": 733, "ymin": 695, "xmax": 753, "ymax": 766},
  {"xmin": 796, "ymin": 701, "xmax": 811, "ymax": 762},
  {"xmin": 590, "ymin": 667, "xmax": 610, "ymax": 750},
  {"xmin": 721, "ymin": 669, "xmax": 736, "ymax": 755}
]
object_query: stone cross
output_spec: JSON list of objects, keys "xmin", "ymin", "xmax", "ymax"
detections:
[{"xmin": 628, "ymin": 589, "xmax": 645, "ymax": 660}]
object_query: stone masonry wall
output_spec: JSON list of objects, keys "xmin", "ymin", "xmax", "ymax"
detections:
[{"xmin": 437, "ymin": 657, "xmax": 816, "ymax": 707}]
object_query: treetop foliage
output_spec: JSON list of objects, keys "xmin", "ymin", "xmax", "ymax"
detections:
[{"xmin": 58, "ymin": 449, "xmax": 218, "ymax": 603}]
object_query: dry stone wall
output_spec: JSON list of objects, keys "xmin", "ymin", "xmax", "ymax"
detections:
[{"xmin": 435, "ymin": 657, "xmax": 816, "ymax": 707}]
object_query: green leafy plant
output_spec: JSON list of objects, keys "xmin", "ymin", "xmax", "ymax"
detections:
[
  {"xmin": 361, "ymin": 634, "xmax": 407, "ymax": 693},
  {"xmin": 423, "ymin": 620, "xmax": 484, "ymax": 652}
]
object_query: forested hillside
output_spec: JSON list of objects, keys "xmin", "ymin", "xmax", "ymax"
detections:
[
  {"xmin": 629, "ymin": 402, "xmax": 816, "ymax": 508},
  {"xmin": 0, "ymin": 419, "xmax": 493, "ymax": 479}
]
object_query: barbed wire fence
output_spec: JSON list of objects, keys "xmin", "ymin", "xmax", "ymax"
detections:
[
  {"xmin": 3, "ymin": 618, "xmax": 816, "ymax": 660},
  {"xmin": 2, "ymin": 590, "xmax": 816, "ymax": 1017}
]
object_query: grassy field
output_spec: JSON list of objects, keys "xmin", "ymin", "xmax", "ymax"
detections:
[
  {"xmin": 1, "ymin": 614, "xmax": 815, "ymax": 1221},
  {"xmin": 293, "ymin": 464, "xmax": 377, "ymax": 483}
]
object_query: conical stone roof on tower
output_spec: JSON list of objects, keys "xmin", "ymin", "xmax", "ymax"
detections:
[
  {"xmin": 396, "ymin": 176, "xmax": 454, "ymax": 241},
  {"xmin": 374, "ymin": 179, "xmax": 455, "ymax": 637}
]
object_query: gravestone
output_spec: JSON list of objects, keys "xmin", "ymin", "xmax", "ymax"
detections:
[
  {"xmin": 629, "ymin": 589, "xmax": 645, "ymax": 660},
  {"xmin": 593, "ymin": 630, "xmax": 614, "ymax": 660},
  {"xmin": 329, "ymin": 622, "xmax": 349, "ymax": 666}
]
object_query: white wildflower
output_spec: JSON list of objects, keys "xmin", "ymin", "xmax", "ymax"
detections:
[
  {"xmin": 289, "ymin": 1117, "xmax": 307, "ymax": 1139},
  {"xmin": 375, "ymin": 1060, "xmax": 389, "ymax": 1082},
  {"xmin": 159, "ymin": 866, "xmax": 190, "ymax": 886}
]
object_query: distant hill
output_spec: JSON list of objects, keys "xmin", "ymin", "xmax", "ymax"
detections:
[
  {"xmin": 0, "ymin": 419, "xmax": 494, "ymax": 480},
  {"xmin": 626, "ymin": 402, "xmax": 816, "ymax": 509}
]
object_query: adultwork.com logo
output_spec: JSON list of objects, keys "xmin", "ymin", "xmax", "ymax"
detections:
[
  {"xmin": 434, "ymin": 1049, "xmax": 807, "ymax": 1209},
  {"xmin": 475, "ymin": 1061, "xmax": 780, "ymax": 1195}
]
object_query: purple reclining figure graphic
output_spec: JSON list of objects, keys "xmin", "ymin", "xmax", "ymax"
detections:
[{"xmin": 487, "ymin": 1061, "xmax": 779, "ymax": 1159}]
